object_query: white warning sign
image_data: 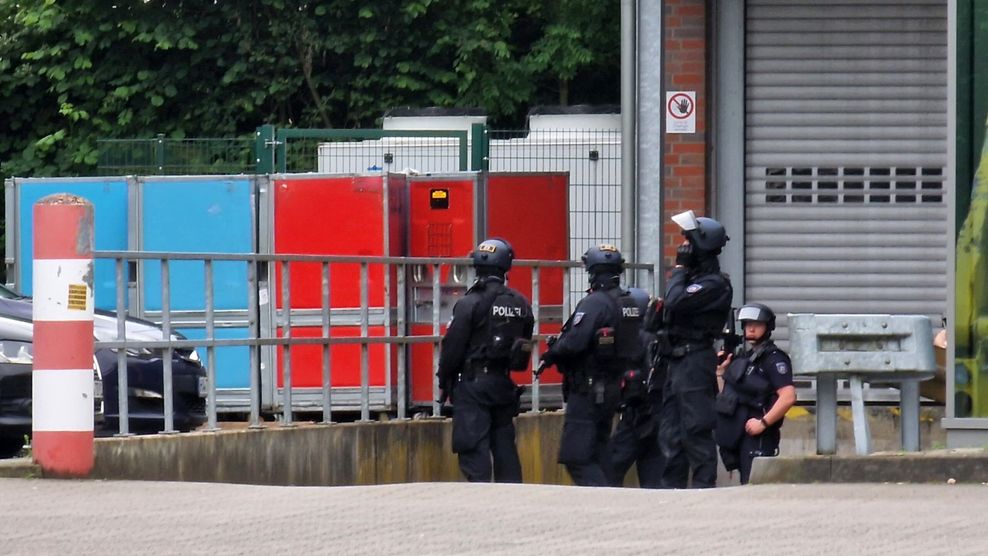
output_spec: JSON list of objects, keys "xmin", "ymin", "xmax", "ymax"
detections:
[{"xmin": 666, "ymin": 91, "xmax": 696, "ymax": 134}]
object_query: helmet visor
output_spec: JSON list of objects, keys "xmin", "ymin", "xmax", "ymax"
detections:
[
  {"xmin": 738, "ymin": 306, "xmax": 766, "ymax": 322},
  {"xmin": 671, "ymin": 210, "xmax": 699, "ymax": 231}
]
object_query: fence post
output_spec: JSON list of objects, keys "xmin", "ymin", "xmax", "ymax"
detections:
[
  {"xmin": 155, "ymin": 133, "xmax": 165, "ymax": 174},
  {"xmin": 31, "ymin": 193, "xmax": 95, "ymax": 477},
  {"xmin": 470, "ymin": 123, "xmax": 489, "ymax": 172},
  {"xmin": 255, "ymin": 124, "xmax": 276, "ymax": 174}
]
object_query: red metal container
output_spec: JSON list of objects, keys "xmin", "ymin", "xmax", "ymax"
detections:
[
  {"xmin": 406, "ymin": 174, "xmax": 479, "ymax": 404},
  {"xmin": 487, "ymin": 173, "xmax": 569, "ymax": 387},
  {"xmin": 270, "ymin": 174, "xmax": 405, "ymax": 400},
  {"xmin": 407, "ymin": 173, "xmax": 569, "ymax": 405}
]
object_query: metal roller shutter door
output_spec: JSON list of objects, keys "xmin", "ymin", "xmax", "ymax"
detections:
[{"xmin": 745, "ymin": 0, "xmax": 948, "ymax": 347}]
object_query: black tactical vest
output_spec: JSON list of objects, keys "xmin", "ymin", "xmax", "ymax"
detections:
[
  {"xmin": 482, "ymin": 285, "xmax": 532, "ymax": 370},
  {"xmin": 592, "ymin": 288, "xmax": 645, "ymax": 375}
]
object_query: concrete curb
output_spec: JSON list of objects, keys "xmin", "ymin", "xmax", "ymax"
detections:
[
  {"xmin": 0, "ymin": 457, "xmax": 41, "ymax": 479},
  {"xmin": 749, "ymin": 449, "xmax": 988, "ymax": 484}
]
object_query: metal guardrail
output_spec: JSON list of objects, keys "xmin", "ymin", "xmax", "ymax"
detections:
[
  {"xmin": 94, "ymin": 250, "xmax": 656, "ymax": 435},
  {"xmin": 789, "ymin": 313, "xmax": 937, "ymax": 455}
]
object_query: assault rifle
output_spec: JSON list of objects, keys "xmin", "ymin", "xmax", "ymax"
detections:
[
  {"xmin": 533, "ymin": 335, "xmax": 558, "ymax": 379},
  {"xmin": 719, "ymin": 308, "xmax": 743, "ymax": 363}
]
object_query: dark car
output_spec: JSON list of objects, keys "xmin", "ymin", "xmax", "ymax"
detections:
[
  {"xmin": 0, "ymin": 286, "xmax": 207, "ymax": 456},
  {"xmin": 91, "ymin": 309, "xmax": 207, "ymax": 434},
  {"xmin": 0, "ymin": 333, "xmax": 43, "ymax": 457}
]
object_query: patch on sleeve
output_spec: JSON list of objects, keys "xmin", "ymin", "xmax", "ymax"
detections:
[
  {"xmin": 685, "ymin": 283, "xmax": 703, "ymax": 294},
  {"xmin": 573, "ymin": 312, "xmax": 585, "ymax": 325},
  {"xmin": 776, "ymin": 361, "xmax": 790, "ymax": 375},
  {"xmin": 447, "ymin": 315, "xmax": 455, "ymax": 326}
]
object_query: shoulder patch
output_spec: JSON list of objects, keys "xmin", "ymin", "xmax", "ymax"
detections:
[
  {"xmin": 686, "ymin": 283, "xmax": 703, "ymax": 294},
  {"xmin": 573, "ymin": 312, "xmax": 585, "ymax": 325},
  {"xmin": 776, "ymin": 361, "xmax": 790, "ymax": 375}
]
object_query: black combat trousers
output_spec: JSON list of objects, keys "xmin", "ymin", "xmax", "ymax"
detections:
[
  {"xmin": 558, "ymin": 378, "xmax": 620, "ymax": 487},
  {"xmin": 606, "ymin": 389, "xmax": 664, "ymax": 488},
  {"xmin": 737, "ymin": 425, "xmax": 780, "ymax": 484},
  {"xmin": 451, "ymin": 373, "xmax": 522, "ymax": 483},
  {"xmin": 659, "ymin": 348, "xmax": 718, "ymax": 488}
]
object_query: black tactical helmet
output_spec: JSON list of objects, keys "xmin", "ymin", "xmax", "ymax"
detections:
[
  {"xmin": 738, "ymin": 302, "xmax": 776, "ymax": 331},
  {"xmin": 471, "ymin": 237, "xmax": 514, "ymax": 272},
  {"xmin": 582, "ymin": 244, "xmax": 625, "ymax": 274},
  {"xmin": 685, "ymin": 217, "xmax": 729, "ymax": 253}
]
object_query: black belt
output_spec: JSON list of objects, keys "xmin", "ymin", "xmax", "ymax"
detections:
[
  {"xmin": 461, "ymin": 364, "xmax": 508, "ymax": 380},
  {"xmin": 669, "ymin": 342, "xmax": 712, "ymax": 358}
]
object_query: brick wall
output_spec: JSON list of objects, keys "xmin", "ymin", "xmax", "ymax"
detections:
[{"xmin": 662, "ymin": 0, "xmax": 709, "ymax": 267}]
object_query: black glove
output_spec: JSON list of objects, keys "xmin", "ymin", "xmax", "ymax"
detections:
[
  {"xmin": 436, "ymin": 373, "xmax": 454, "ymax": 404},
  {"xmin": 675, "ymin": 242, "xmax": 693, "ymax": 267},
  {"xmin": 540, "ymin": 350, "xmax": 556, "ymax": 369},
  {"xmin": 643, "ymin": 297, "xmax": 664, "ymax": 333}
]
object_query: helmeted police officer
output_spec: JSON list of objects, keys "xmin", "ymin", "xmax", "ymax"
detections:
[
  {"xmin": 715, "ymin": 302, "xmax": 796, "ymax": 485},
  {"xmin": 658, "ymin": 211, "xmax": 734, "ymax": 489},
  {"xmin": 606, "ymin": 287, "xmax": 665, "ymax": 488},
  {"xmin": 438, "ymin": 237, "xmax": 535, "ymax": 483},
  {"xmin": 540, "ymin": 244, "xmax": 644, "ymax": 487}
]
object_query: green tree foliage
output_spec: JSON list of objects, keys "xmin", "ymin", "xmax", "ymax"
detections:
[{"xmin": 0, "ymin": 0, "xmax": 619, "ymax": 179}]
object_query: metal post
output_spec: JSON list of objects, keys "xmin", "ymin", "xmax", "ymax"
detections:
[
  {"xmin": 636, "ymin": 0, "xmax": 666, "ymax": 288},
  {"xmin": 254, "ymin": 124, "xmax": 276, "ymax": 174},
  {"xmin": 115, "ymin": 258, "xmax": 131, "ymax": 437},
  {"xmin": 247, "ymin": 259, "xmax": 263, "ymax": 428},
  {"xmin": 471, "ymin": 123, "xmax": 489, "ymax": 172},
  {"xmin": 321, "ymin": 261, "xmax": 333, "ymax": 424},
  {"xmin": 620, "ymin": 0, "xmax": 637, "ymax": 263},
  {"xmin": 204, "ymin": 259, "xmax": 218, "ymax": 431},
  {"xmin": 849, "ymin": 375, "xmax": 871, "ymax": 455},
  {"xmin": 360, "ymin": 262, "xmax": 371, "ymax": 422},
  {"xmin": 816, "ymin": 375, "xmax": 838, "ymax": 455},
  {"xmin": 457, "ymin": 130, "xmax": 469, "ymax": 171},
  {"xmin": 155, "ymin": 133, "xmax": 165, "ymax": 174},
  {"xmin": 397, "ymin": 264, "xmax": 408, "ymax": 420},
  {"xmin": 530, "ymin": 266, "xmax": 541, "ymax": 413},
  {"xmin": 562, "ymin": 269, "xmax": 572, "ymax": 321},
  {"xmin": 431, "ymin": 263, "xmax": 442, "ymax": 417},
  {"xmin": 160, "ymin": 259, "xmax": 176, "ymax": 434},
  {"xmin": 281, "ymin": 260, "xmax": 293, "ymax": 426},
  {"xmin": 900, "ymin": 379, "xmax": 921, "ymax": 452}
]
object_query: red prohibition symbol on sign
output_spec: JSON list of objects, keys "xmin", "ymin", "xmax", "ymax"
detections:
[{"xmin": 668, "ymin": 93, "xmax": 694, "ymax": 120}]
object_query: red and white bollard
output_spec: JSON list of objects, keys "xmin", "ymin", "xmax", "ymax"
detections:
[{"xmin": 32, "ymin": 194, "xmax": 95, "ymax": 477}]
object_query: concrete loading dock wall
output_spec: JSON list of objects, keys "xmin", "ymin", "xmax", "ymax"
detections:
[{"xmin": 89, "ymin": 409, "xmax": 946, "ymax": 487}]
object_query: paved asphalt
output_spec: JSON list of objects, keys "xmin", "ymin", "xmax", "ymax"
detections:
[{"xmin": 0, "ymin": 479, "xmax": 985, "ymax": 555}]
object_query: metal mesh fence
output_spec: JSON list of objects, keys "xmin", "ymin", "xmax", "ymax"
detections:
[
  {"xmin": 97, "ymin": 135, "xmax": 254, "ymax": 175},
  {"xmin": 488, "ymin": 128, "xmax": 624, "ymax": 301},
  {"xmin": 315, "ymin": 137, "xmax": 467, "ymax": 174},
  {"xmin": 95, "ymin": 127, "xmax": 627, "ymax": 299}
]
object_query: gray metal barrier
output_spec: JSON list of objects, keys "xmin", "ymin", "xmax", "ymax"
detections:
[
  {"xmin": 788, "ymin": 313, "xmax": 937, "ymax": 455},
  {"xmin": 95, "ymin": 250, "xmax": 655, "ymax": 434}
]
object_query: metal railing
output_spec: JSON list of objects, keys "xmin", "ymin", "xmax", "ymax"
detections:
[{"xmin": 94, "ymin": 250, "xmax": 656, "ymax": 435}]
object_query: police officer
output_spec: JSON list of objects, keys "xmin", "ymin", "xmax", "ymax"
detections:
[
  {"xmin": 606, "ymin": 287, "xmax": 665, "ymax": 488},
  {"xmin": 438, "ymin": 238, "xmax": 535, "ymax": 483},
  {"xmin": 658, "ymin": 211, "xmax": 733, "ymax": 489},
  {"xmin": 540, "ymin": 244, "xmax": 643, "ymax": 487},
  {"xmin": 714, "ymin": 303, "xmax": 796, "ymax": 485}
]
